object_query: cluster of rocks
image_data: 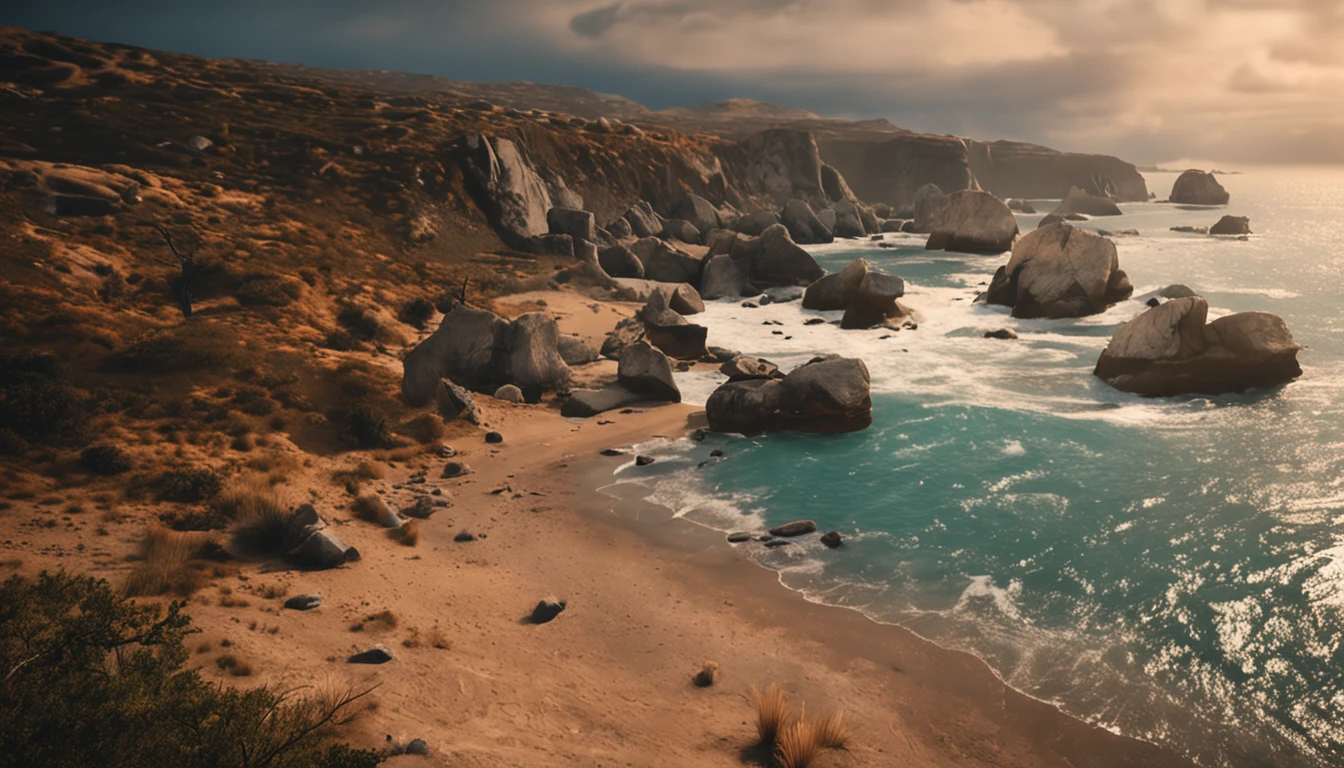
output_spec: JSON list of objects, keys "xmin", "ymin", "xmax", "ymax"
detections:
[
  {"xmin": 286, "ymin": 504, "xmax": 360, "ymax": 570},
  {"xmin": 1094, "ymin": 297, "xmax": 1301, "ymax": 396},
  {"xmin": 801, "ymin": 257, "xmax": 909, "ymax": 329},
  {"xmin": 705, "ymin": 355, "xmax": 873, "ymax": 435}
]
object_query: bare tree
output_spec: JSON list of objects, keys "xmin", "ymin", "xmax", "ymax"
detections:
[{"xmin": 151, "ymin": 223, "xmax": 198, "ymax": 318}]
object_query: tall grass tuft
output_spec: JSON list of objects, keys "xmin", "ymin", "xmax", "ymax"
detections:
[
  {"xmin": 218, "ymin": 480, "xmax": 307, "ymax": 555},
  {"xmin": 813, "ymin": 711, "xmax": 850, "ymax": 749},
  {"xmin": 751, "ymin": 685, "xmax": 795, "ymax": 746},
  {"xmin": 123, "ymin": 527, "xmax": 217, "ymax": 597},
  {"xmin": 774, "ymin": 720, "xmax": 824, "ymax": 768}
]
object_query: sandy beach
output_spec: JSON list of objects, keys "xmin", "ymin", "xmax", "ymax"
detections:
[{"xmin": 0, "ymin": 287, "xmax": 1192, "ymax": 768}]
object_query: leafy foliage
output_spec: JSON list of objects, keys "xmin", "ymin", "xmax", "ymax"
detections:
[
  {"xmin": 0, "ymin": 352, "xmax": 89, "ymax": 448},
  {"xmin": 0, "ymin": 572, "xmax": 381, "ymax": 768}
]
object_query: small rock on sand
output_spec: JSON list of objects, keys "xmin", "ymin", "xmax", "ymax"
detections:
[
  {"xmin": 485, "ymin": 431, "xmax": 504, "ymax": 444},
  {"xmin": 441, "ymin": 461, "xmax": 473, "ymax": 478},
  {"xmin": 529, "ymin": 598, "xmax": 567, "ymax": 624},
  {"xmin": 405, "ymin": 739, "xmax": 429, "ymax": 756},
  {"xmin": 727, "ymin": 532, "xmax": 753, "ymax": 543},
  {"xmin": 400, "ymin": 496, "xmax": 438, "ymax": 519},
  {"xmin": 284, "ymin": 594, "xmax": 322, "ymax": 611},
  {"xmin": 454, "ymin": 529, "xmax": 476, "ymax": 542},
  {"xmin": 348, "ymin": 645, "xmax": 394, "ymax": 664},
  {"xmin": 600, "ymin": 448, "xmax": 624, "ymax": 456},
  {"xmin": 635, "ymin": 455, "xmax": 655, "ymax": 466}
]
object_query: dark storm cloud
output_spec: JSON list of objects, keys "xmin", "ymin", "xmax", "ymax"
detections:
[{"xmin": 3, "ymin": 0, "xmax": 1344, "ymax": 164}]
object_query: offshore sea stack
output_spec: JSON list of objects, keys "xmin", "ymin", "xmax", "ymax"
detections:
[
  {"xmin": 984, "ymin": 223, "xmax": 1132, "ymax": 318},
  {"xmin": 1169, "ymin": 170, "xmax": 1230, "ymax": 205},
  {"xmin": 706, "ymin": 355, "xmax": 872, "ymax": 435},
  {"xmin": 1094, "ymin": 298, "xmax": 1302, "ymax": 396}
]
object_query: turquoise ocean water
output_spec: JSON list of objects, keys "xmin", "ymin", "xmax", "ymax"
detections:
[{"xmin": 606, "ymin": 168, "xmax": 1344, "ymax": 767}]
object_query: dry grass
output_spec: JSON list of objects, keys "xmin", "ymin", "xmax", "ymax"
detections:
[
  {"xmin": 775, "ymin": 721, "xmax": 824, "ymax": 768},
  {"xmin": 123, "ymin": 527, "xmax": 221, "ymax": 597},
  {"xmin": 752, "ymin": 685, "xmax": 796, "ymax": 746},
  {"xmin": 350, "ymin": 610, "xmax": 397, "ymax": 633},
  {"xmin": 395, "ymin": 521, "xmax": 419, "ymax": 547},
  {"xmin": 217, "ymin": 586, "xmax": 250, "ymax": 608},
  {"xmin": 218, "ymin": 479, "xmax": 306, "ymax": 555},
  {"xmin": 693, "ymin": 661, "xmax": 719, "ymax": 687},
  {"xmin": 812, "ymin": 712, "xmax": 850, "ymax": 750},
  {"xmin": 215, "ymin": 653, "xmax": 254, "ymax": 677},
  {"xmin": 352, "ymin": 493, "xmax": 391, "ymax": 524}
]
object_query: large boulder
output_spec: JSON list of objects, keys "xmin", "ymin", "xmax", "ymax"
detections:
[
  {"xmin": 600, "ymin": 315, "xmax": 645, "ymax": 360},
  {"xmin": 803, "ymin": 258, "xmax": 870, "ymax": 311},
  {"xmin": 623, "ymin": 201, "xmax": 665, "ymax": 239},
  {"xmin": 606, "ymin": 216, "xmax": 633, "ymax": 240},
  {"xmin": 500, "ymin": 313, "xmax": 572, "ymax": 401},
  {"xmin": 557, "ymin": 334, "xmax": 599, "ymax": 366},
  {"xmin": 1053, "ymin": 186, "xmax": 1121, "ymax": 217},
  {"xmin": 701, "ymin": 254, "xmax": 749, "ymax": 300},
  {"xmin": 706, "ymin": 356, "xmax": 872, "ymax": 435},
  {"xmin": 561, "ymin": 385, "xmax": 645, "ymax": 418},
  {"xmin": 737, "ymin": 210, "xmax": 780, "ymax": 236},
  {"xmin": 402, "ymin": 306, "xmax": 570, "ymax": 405},
  {"xmin": 290, "ymin": 530, "xmax": 359, "ymax": 570},
  {"xmin": 641, "ymin": 289, "xmax": 709, "ymax": 359},
  {"xmin": 1094, "ymin": 298, "xmax": 1301, "ymax": 396},
  {"xmin": 720, "ymin": 356, "xmax": 782, "ymax": 382},
  {"xmin": 617, "ymin": 340, "xmax": 681, "ymax": 402},
  {"xmin": 832, "ymin": 199, "xmax": 867, "ymax": 238},
  {"xmin": 1170, "ymin": 170, "xmax": 1229, "ymax": 205},
  {"xmin": 820, "ymin": 163, "xmax": 855, "ymax": 204},
  {"xmin": 673, "ymin": 194, "xmax": 722, "ymax": 242},
  {"xmin": 547, "ymin": 207, "xmax": 596, "ymax": 244},
  {"xmin": 661, "ymin": 219, "xmax": 701, "ymax": 244},
  {"xmin": 925, "ymin": 190, "xmax": 1018, "ymax": 254},
  {"xmin": 780, "ymin": 200, "xmax": 833, "ymax": 245},
  {"xmin": 598, "ymin": 244, "xmax": 644, "ymax": 279},
  {"xmin": 911, "ymin": 184, "xmax": 949, "ymax": 233},
  {"xmin": 1209, "ymin": 215, "xmax": 1251, "ymax": 235},
  {"xmin": 752, "ymin": 224, "xmax": 825, "ymax": 287},
  {"xmin": 984, "ymin": 223, "xmax": 1131, "ymax": 319},
  {"xmin": 841, "ymin": 271, "xmax": 908, "ymax": 330},
  {"xmin": 402, "ymin": 306, "xmax": 506, "ymax": 406},
  {"xmin": 460, "ymin": 134, "xmax": 553, "ymax": 248},
  {"xmin": 630, "ymin": 237, "xmax": 702, "ymax": 284}
]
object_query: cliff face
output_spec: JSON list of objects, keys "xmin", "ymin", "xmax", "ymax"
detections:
[
  {"xmin": 966, "ymin": 140, "xmax": 1149, "ymax": 202},
  {"xmin": 816, "ymin": 133, "xmax": 976, "ymax": 210}
]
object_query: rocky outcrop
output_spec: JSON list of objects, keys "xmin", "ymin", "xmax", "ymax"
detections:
[
  {"xmin": 984, "ymin": 223, "xmax": 1132, "ymax": 319},
  {"xmin": 630, "ymin": 237, "xmax": 702, "ymax": 284},
  {"xmin": 641, "ymin": 288, "xmax": 709, "ymax": 360},
  {"xmin": 925, "ymin": 190, "xmax": 1018, "ymax": 254},
  {"xmin": 965, "ymin": 139, "xmax": 1150, "ymax": 202},
  {"xmin": 707, "ymin": 355, "xmax": 872, "ymax": 435},
  {"xmin": 740, "ymin": 129, "xmax": 826, "ymax": 205},
  {"xmin": 661, "ymin": 219, "xmax": 701, "ymax": 244},
  {"xmin": 1052, "ymin": 186, "xmax": 1121, "ymax": 217},
  {"xmin": 700, "ymin": 253, "xmax": 749, "ymax": 300},
  {"xmin": 912, "ymin": 184, "xmax": 949, "ymax": 234},
  {"xmin": 1170, "ymin": 170, "xmax": 1229, "ymax": 205},
  {"xmin": 402, "ymin": 305, "xmax": 571, "ymax": 404},
  {"xmin": 802, "ymin": 258, "xmax": 908, "ymax": 329},
  {"xmin": 436, "ymin": 378, "xmax": 480, "ymax": 423},
  {"xmin": 818, "ymin": 133, "xmax": 974, "ymax": 211},
  {"xmin": 701, "ymin": 225, "xmax": 823, "ymax": 297},
  {"xmin": 1094, "ymin": 298, "xmax": 1301, "ymax": 396},
  {"xmin": 460, "ymin": 134, "xmax": 555, "ymax": 248},
  {"xmin": 1209, "ymin": 215, "xmax": 1251, "ymax": 235},
  {"xmin": 820, "ymin": 163, "xmax": 855, "ymax": 204},
  {"xmin": 780, "ymin": 200, "xmax": 833, "ymax": 244},
  {"xmin": 720, "ymin": 356, "xmax": 782, "ymax": 382},
  {"xmin": 557, "ymin": 335, "xmax": 599, "ymax": 366}
]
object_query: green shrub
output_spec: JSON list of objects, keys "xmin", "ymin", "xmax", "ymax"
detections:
[
  {"xmin": 0, "ymin": 571, "xmax": 381, "ymax": 768},
  {"xmin": 156, "ymin": 468, "xmax": 223, "ymax": 503},
  {"xmin": 0, "ymin": 353, "xmax": 89, "ymax": 446},
  {"xmin": 80, "ymin": 444, "xmax": 134, "ymax": 475}
]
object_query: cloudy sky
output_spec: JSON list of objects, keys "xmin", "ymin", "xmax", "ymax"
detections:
[{"xmin": 6, "ymin": 0, "xmax": 1344, "ymax": 164}]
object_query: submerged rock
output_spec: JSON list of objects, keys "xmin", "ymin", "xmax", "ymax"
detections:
[
  {"xmin": 1209, "ymin": 215, "xmax": 1251, "ymax": 235},
  {"xmin": 769, "ymin": 520, "xmax": 817, "ymax": 537},
  {"xmin": 1094, "ymin": 297, "xmax": 1302, "ymax": 396}
]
